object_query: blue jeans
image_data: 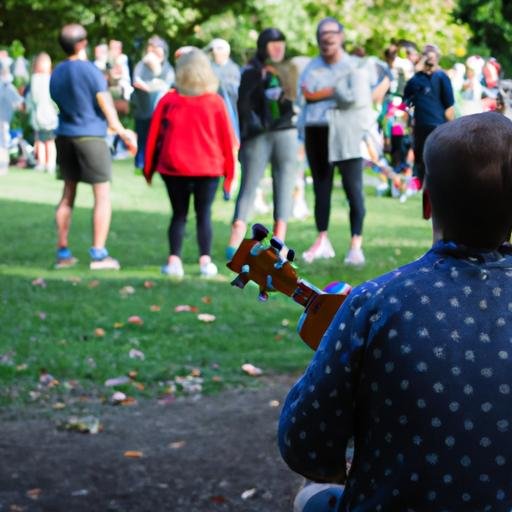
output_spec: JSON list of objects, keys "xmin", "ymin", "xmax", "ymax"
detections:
[{"xmin": 233, "ymin": 128, "xmax": 298, "ymax": 223}]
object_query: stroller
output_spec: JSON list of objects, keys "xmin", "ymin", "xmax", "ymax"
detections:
[{"xmin": 8, "ymin": 128, "xmax": 36, "ymax": 168}]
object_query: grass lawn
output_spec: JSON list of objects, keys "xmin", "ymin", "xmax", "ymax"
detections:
[{"xmin": 0, "ymin": 160, "xmax": 432, "ymax": 405}]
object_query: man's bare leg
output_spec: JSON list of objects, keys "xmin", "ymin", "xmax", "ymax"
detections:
[
  {"xmin": 56, "ymin": 180, "xmax": 77, "ymax": 249},
  {"xmin": 91, "ymin": 181, "xmax": 111, "ymax": 250}
]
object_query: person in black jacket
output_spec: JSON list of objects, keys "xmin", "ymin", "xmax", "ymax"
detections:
[{"xmin": 226, "ymin": 28, "xmax": 298, "ymax": 257}]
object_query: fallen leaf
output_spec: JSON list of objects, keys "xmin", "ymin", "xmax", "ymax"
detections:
[
  {"xmin": 119, "ymin": 285, "xmax": 136, "ymax": 296},
  {"xmin": 61, "ymin": 415, "xmax": 102, "ymax": 434},
  {"xmin": 16, "ymin": 364, "xmax": 28, "ymax": 371},
  {"xmin": 26, "ymin": 488, "xmax": 42, "ymax": 500},
  {"xmin": 88, "ymin": 279, "xmax": 100, "ymax": 288},
  {"xmin": 241, "ymin": 488, "xmax": 257, "ymax": 500},
  {"xmin": 105, "ymin": 376, "xmax": 130, "ymax": 387},
  {"xmin": 281, "ymin": 319, "xmax": 290, "ymax": 327},
  {"xmin": 111, "ymin": 391, "xmax": 127, "ymax": 404},
  {"xmin": 175, "ymin": 304, "xmax": 198, "ymax": 313},
  {"xmin": 39, "ymin": 371, "xmax": 59, "ymax": 388},
  {"xmin": 201, "ymin": 296, "xmax": 212, "ymax": 304},
  {"xmin": 129, "ymin": 348, "xmax": 145, "ymax": 360},
  {"xmin": 241, "ymin": 363, "xmax": 263, "ymax": 377},
  {"xmin": 67, "ymin": 276, "xmax": 82, "ymax": 285},
  {"xmin": 94, "ymin": 327, "xmax": 106, "ymax": 337},
  {"xmin": 143, "ymin": 280, "xmax": 155, "ymax": 288},
  {"xmin": 71, "ymin": 489, "xmax": 89, "ymax": 497},
  {"xmin": 113, "ymin": 322, "xmax": 124, "ymax": 329},
  {"xmin": 197, "ymin": 313, "xmax": 216, "ymax": 323},
  {"xmin": 128, "ymin": 370, "xmax": 138, "ymax": 379},
  {"xmin": 52, "ymin": 402, "xmax": 66, "ymax": 410},
  {"xmin": 37, "ymin": 311, "xmax": 47, "ymax": 320},
  {"xmin": 210, "ymin": 496, "xmax": 226, "ymax": 505},
  {"xmin": 132, "ymin": 382, "xmax": 145, "ymax": 391},
  {"xmin": 127, "ymin": 315, "xmax": 144, "ymax": 325},
  {"xmin": 169, "ymin": 440, "xmax": 186, "ymax": 449},
  {"xmin": 31, "ymin": 277, "xmax": 46, "ymax": 288},
  {"xmin": 158, "ymin": 395, "xmax": 175, "ymax": 405},
  {"xmin": 269, "ymin": 400, "xmax": 280, "ymax": 408},
  {"xmin": 150, "ymin": 304, "xmax": 161, "ymax": 312},
  {"xmin": 124, "ymin": 450, "xmax": 143, "ymax": 458},
  {"xmin": 190, "ymin": 368, "xmax": 201, "ymax": 377},
  {"xmin": 121, "ymin": 396, "xmax": 138, "ymax": 406},
  {"xmin": 211, "ymin": 375, "xmax": 223, "ymax": 382}
]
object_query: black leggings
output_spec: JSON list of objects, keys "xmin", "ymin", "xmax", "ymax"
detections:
[
  {"xmin": 160, "ymin": 174, "xmax": 219, "ymax": 257},
  {"xmin": 305, "ymin": 126, "xmax": 365, "ymax": 236},
  {"xmin": 412, "ymin": 124, "xmax": 437, "ymax": 186}
]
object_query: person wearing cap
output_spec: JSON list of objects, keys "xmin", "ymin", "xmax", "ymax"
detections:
[
  {"xmin": 131, "ymin": 35, "xmax": 175, "ymax": 171},
  {"xmin": 206, "ymin": 38, "xmax": 241, "ymax": 139},
  {"xmin": 298, "ymin": 18, "xmax": 386, "ymax": 267},
  {"xmin": 403, "ymin": 44, "xmax": 455, "ymax": 189},
  {"xmin": 49, "ymin": 23, "xmax": 137, "ymax": 270},
  {"xmin": 226, "ymin": 27, "xmax": 298, "ymax": 257}
]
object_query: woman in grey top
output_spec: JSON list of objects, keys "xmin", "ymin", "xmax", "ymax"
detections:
[{"xmin": 299, "ymin": 18, "xmax": 387, "ymax": 266}]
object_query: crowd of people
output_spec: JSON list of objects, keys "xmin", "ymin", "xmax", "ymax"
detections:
[
  {"xmin": 1, "ymin": 22, "xmax": 510, "ymax": 274},
  {"xmin": 2, "ymin": 18, "xmax": 512, "ymax": 512}
]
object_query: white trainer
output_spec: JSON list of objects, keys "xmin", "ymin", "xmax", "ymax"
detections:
[
  {"xmin": 302, "ymin": 238, "xmax": 336, "ymax": 264},
  {"xmin": 200, "ymin": 261, "xmax": 218, "ymax": 278},
  {"xmin": 344, "ymin": 248, "xmax": 365, "ymax": 266},
  {"xmin": 90, "ymin": 256, "xmax": 121, "ymax": 270}
]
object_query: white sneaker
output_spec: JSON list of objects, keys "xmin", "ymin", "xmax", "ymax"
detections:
[
  {"xmin": 200, "ymin": 261, "xmax": 218, "ymax": 278},
  {"xmin": 302, "ymin": 238, "xmax": 335, "ymax": 264},
  {"xmin": 90, "ymin": 256, "xmax": 121, "ymax": 270},
  {"xmin": 161, "ymin": 261, "xmax": 184, "ymax": 278},
  {"xmin": 344, "ymin": 248, "xmax": 365, "ymax": 266}
]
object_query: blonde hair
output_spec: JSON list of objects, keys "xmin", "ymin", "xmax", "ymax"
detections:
[{"xmin": 175, "ymin": 49, "xmax": 219, "ymax": 96}]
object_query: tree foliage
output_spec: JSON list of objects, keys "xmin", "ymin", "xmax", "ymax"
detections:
[
  {"xmin": 0, "ymin": 0, "xmax": 476, "ymax": 68},
  {"xmin": 454, "ymin": 0, "xmax": 512, "ymax": 73}
]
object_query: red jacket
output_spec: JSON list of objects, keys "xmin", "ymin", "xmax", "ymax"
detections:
[{"xmin": 143, "ymin": 90, "xmax": 236, "ymax": 195}]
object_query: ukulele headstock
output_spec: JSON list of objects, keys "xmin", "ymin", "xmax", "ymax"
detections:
[{"xmin": 226, "ymin": 224, "xmax": 298, "ymax": 301}]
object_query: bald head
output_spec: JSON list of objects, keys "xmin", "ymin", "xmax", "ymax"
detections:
[
  {"xmin": 425, "ymin": 112, "xmax": 512, "ymax": 249},
  {"xmin": 59, "ymin": 24, "xmax": 87, "ymax": 56}
]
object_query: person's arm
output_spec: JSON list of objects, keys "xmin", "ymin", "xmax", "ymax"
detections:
[
  {"xmin": 96, "ymin": 91, "xmax": 137, "ymax": 154},
  {"xmin": 278, "ymin": 287, "xmax": 371, "ymax": 483},
  {"xmin": 216, "ymin": 97, "xmax": 237, "ymax": 199},
  {"xmin": 142, "ymin": 92, "xmax": 169, "ymax": 184},
  {"xmin": 302, "ymin": 85, "xmax": 334, "ymax": 103},
  {"xmin": 439, "ymin": 72, "xmax": 455, "ymax": 121}
]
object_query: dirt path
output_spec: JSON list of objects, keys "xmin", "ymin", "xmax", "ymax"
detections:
[{"xmin": 0, "ymin": 375, "xmax": 304, "ymax": 512}]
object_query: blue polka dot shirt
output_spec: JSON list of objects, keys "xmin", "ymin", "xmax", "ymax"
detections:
[{"xmin": 279, "ymin": 241, "xmax": 512, "ymax": 511}]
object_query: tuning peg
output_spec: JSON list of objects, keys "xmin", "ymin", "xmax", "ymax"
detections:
[
  {"xmin": 258, "ymin": 291, "xmax": 269, "ymax": 302},
  {"xmin": 231, "ymin": 275, "xmax": 248, "ymax": 289},
  {"xmin": 270, "ymin": 237, "xmax": 284, "ymax": 251},
  {"xmin": 286, "ymin": 249, "xmax": 295, "ymax": 262},
  {"xmin": 252, "ymin": 223, "xmax": 269, "ymax": 241}
]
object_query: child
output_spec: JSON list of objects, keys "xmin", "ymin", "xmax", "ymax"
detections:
[
  {"xmin": 26, "ymin": 52, "xmax": 58, "ymax": 173},
  {"xmin": 143, "ymin": 50, "xmax": 236, "ymax": 278},
  {"xmin": 279, "ymin": 112, "xmax": 512, "ymax": 511}
]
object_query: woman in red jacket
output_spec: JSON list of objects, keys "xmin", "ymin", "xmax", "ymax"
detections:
[{"xmin": 144, "ymin": 49, "xmax": 236, "ymax": 278}]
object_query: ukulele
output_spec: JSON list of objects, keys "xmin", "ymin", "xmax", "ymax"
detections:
[{"xmin": 226, "ymin": 224, "xmax": 352, "ymax": 350}]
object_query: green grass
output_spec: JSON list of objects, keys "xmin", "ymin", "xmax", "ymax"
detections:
[{"xmin": 0, "ymin": 160, "xmax": 431, "ymax": 405}]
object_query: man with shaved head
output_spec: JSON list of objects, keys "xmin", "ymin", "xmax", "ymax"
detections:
[
  {"xmin": 50, "ymin": 23, "xmax": 136, "ymax": 270},
  {"xmin": 279, "ymin": 113, "xmax": 512, "ymax": 510}
]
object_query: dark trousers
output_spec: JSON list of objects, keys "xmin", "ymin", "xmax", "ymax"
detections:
[
  {"xmin": 305, "ymin": 126, "xmax": 365, "ymax": 236},
  {"xmin": 134, "ymin": 118, "xmax": 150, "ymax": 169},
  {"xmin": 160, "ymin": 174, "xmax": 219, "ymax": 257},
  {"xmin": 412, "ymin": 124, "xmax": 437, "ymax": 186}
]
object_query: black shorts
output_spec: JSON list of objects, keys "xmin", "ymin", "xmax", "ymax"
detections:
[{"xmin": 56, "ymin": 136, "xmax": 112, "ymax": 184}]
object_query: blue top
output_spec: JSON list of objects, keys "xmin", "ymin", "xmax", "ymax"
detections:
[
  {"xmin": 403, "ymin": 70, "xmax": 454, "ymax": 127},
  {"xmin": 50, "ymin": 60, "xmax": 108, "ymax": 137},
  {"xmin": 279, "ymin": 240, "xmax": 512, "ymax": 511}
]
